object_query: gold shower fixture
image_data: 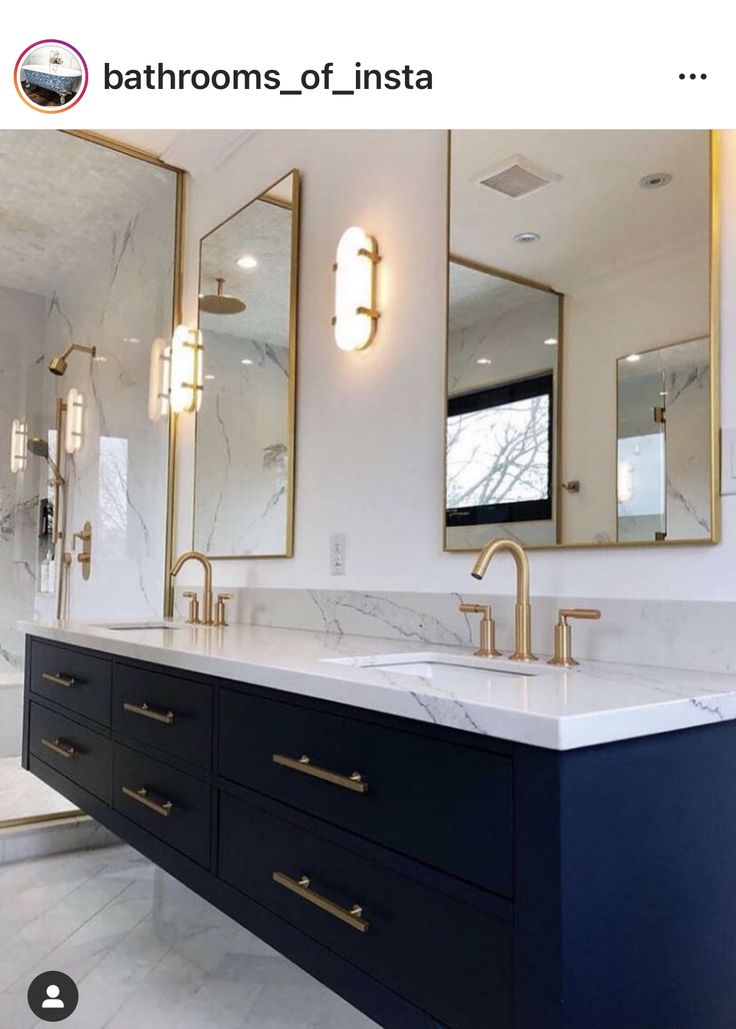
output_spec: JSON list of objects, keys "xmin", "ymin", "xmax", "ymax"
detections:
[{"xmin": 48, "ymin": 343, "xmax": 97, "ymax": 376}]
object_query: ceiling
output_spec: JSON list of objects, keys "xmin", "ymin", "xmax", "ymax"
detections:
[
  {"xmin": 451, "ymin": 130, "xmax": 710, "ymax": 292},
  {"xmin": 0, "ymin": 130, "xmax": 175, "ymax": 296}
]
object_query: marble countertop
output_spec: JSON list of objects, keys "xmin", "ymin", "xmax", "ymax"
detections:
[{"xmin": 19, "ymin": 618, "xmax": 736, "ymax": 750}]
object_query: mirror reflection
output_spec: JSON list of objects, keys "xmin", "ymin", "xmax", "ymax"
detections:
[
  {"xmin": 446, "ymin": 131, "xmax": 715, "ymax": 549},
  {"xmin": 193, "ymin": 171, "xmax": 299, "ymax": 558}
]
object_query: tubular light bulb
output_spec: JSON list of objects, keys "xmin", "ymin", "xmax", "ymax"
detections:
[
  {"xmin": 148, "ymin": 337, "xmax": 171, "ymax": 422},
  {"xmin": 333, "ymin": 227, "xmax": 380, "ymax": 352},
  {"xmin": 169, "ymin": 325, "xmax": 204, "ymax": 414},
  {"xmin": 10, "ymin": 419, "xmax": 27, "ymax": 473},
  {"xmin": 65, "ymin": 389, "xmax": 84, "ymax": 454}
]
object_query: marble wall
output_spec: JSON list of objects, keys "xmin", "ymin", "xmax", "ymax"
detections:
[{"xmin": 42, "ymin": 181, "xmax": 177, "ymax": 622}]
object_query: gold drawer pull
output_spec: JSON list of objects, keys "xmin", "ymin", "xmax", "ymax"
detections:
[
  {"xmin": 123, "ymin": 702, "xmax": 175, "ymax": 725},
  {"xmin": 272, "ymin": 753, "xmax": 368, "ymax": 794},
  {"xmin": 42, "ymin": 672, "xmax": 76, "ymax": 688},
  {"xmin": 122, "ymin": 785, "xmax": 173, "ymax": 817},
  {"xmin": 41, "ymin": 737, "xmax": 76, "ymax": 759},
  {"xmin": 272, "ymin": 871, "xmax": 369, "ymax": 933}
]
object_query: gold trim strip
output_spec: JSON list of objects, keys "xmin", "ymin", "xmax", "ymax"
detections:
[
  {"xmin": 0, "ymin": 810, "xmax": 84, "ymax": 831},
  {"xmin": 272, "ymin": 871, "xmax": 370, "ymax": 932},
  {"xmin": 272, "ymin": 753, "xmax": 368, "ymax": 793}
]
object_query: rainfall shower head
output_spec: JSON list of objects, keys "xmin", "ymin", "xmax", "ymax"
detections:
[
  {"xmin": 48, "ymin": 343, "xmax": 97, "ymax": 376},
  {"xmin": 27, "ymin": 436, "xmax": 64, "ymax": 483},
  {"xmin": 199, "ymin": 278, "xmax": 246, "ymax": 316}
]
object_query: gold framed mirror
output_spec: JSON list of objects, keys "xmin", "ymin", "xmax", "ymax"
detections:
[
  {"xmin": 445, "ymin": 130, "xmax": 719, "ymax": 550},
  {"xmin": 192, "ymin": 170, "xmax": 300, "ymax": 558}
]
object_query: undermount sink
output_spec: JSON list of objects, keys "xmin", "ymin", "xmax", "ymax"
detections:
[{"xmin": 325, "ymin": 651, "xmax": 550, "ymax": 681}]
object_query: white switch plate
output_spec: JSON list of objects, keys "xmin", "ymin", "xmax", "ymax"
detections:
[
  {"xmin": 330, "ymin": 534, "xmax": 346, "ymax": 575},
  {"xmin": 721, "ymin": 429, "xmax": 736, "ymax": 495}
]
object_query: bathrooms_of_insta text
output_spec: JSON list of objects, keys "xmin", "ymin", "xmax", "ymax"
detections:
[{"xmin": 104, "ymin": 60, "xmax": 433, "ymax": 94}]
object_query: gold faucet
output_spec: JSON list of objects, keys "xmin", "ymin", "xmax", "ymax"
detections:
[
  {"xmin": 170, "ymin": 551, "xmax": 214, "ymax": 626},
  {"xmin": 470, "ymin": 538, "xmax": 536, "ymax": 661}
]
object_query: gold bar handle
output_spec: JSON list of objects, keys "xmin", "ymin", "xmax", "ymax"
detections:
[
  {"xmin": 272, "ymin": 753, "xmax": 368, "ymax": 794},
  {"xmin": 272, "ymin": 871, "xmax": 369, "ymax": 933},
  {"xmin": 41, "ymin": 737, "xmax": 75, "ymax": 759},
  {"xmin": 42, "ymin": 672, "xmax": 76, "ymax": 688},
  {"xmin": 123, "ymin": 702, "xmax": 175, "ymax": 725},
  {"xmin": 122, "ymin": 785, "xmax": 173, "ymax": 817}
]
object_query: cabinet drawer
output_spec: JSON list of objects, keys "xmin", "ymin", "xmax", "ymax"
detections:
[
  {"xmin": 29, "ymin": 702, "xmax": 111, "ymax": 802},
  {"xmin": 112, "ymin": 743, "xmax": 211, "ymax": 867},
  {"xmin": 219, "ymin": 791, "xmax": 513, "ymax": 1029},
  {"xmin": 112, "ymin": 662, "xmax": 213, "ymax": 769},
  {"xmin": 219, "ymin": 689, "xmax": 514, "ymax": 897},
  {"xmin": 29, "ymin": 638, "xmax": 111, "ymax": 727}
]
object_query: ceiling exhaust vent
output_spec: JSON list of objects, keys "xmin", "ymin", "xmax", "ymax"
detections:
[{"xmin": 478, "ymin": 155, "xmax": 561, "ymax": 199}]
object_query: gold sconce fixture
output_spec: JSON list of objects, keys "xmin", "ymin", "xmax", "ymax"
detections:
[
  {"xmin": 169, "ymin": 325, "xmax": 204, "ymax": 414},
  {"xmin": 64, "ymin": 389, "xmax": 84, "ymax": 454},
  {"xmin": 148, "ymin": 338, "xmax": 171, "ymax": 422},
  {"xmin": 10, "ymin": 418, "xmax": 27, "ymax": 473},
  {"xmin": 332, "ymin": 227, "xmax": 381, "ymax": 351}
]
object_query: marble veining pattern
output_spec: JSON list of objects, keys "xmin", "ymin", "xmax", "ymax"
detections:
[
  {"xmin": 21, "ymin": 619, "xmax": 736, "ymax": 751},
  {"xmin": 0, "ymin": 845, "xmax": 377, "ymax": 1029}
]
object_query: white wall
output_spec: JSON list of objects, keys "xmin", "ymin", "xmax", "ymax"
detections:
[{"xmin": 174, "ymin": 130, "xmax": 736, "ymax": 602}]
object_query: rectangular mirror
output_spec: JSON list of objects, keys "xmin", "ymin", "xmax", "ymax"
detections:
[
  {"xmin": 193, "ymin": 170, "xmax": 299, "ymax": 558},
  {"xmin": 446, "ymin": 131, "xmax": 717, "ymax": 549}
]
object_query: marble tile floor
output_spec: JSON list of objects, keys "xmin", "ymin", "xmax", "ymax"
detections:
[
  {"xmin": 0, "ymin": 844, "xmax": 379, "ymax": 1028},
  {"xmin": 0, "ymin": 757, "xmax": 78, "ymax": 824}
]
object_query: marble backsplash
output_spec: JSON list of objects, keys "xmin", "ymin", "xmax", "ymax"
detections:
[{"xmin": 176, "ymin": 585, "xmax": 736, "ymax": 674}]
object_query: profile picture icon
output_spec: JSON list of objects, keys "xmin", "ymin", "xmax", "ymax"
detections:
[
  {"xmin": 27, "ymin": 970, "xmax": 79, "ymax": 1021},
  {"xmin": 14, "ymin": 39, "xmax": 88, "ymax": 113}
]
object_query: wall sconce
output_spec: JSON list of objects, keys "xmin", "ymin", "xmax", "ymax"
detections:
[
  {"xmin": 10, "ymin": 418, "xmax": 27, "ymax": 473},
  {"xmin": 332, "ymin": 227, "xmax": 381, "ymax": 351},
  {"xmin": 169, "ymin": 325, "xmax": 204, "ymax": 414},
  {"xmin": 65, "ymin": 388, "xmax": 84, "ymax": 454},
  {"xmin": 148, "ymin": 337, "xmax": 171, "ymax": 422}
]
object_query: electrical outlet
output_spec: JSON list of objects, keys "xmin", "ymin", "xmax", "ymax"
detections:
[
  {"xmin": 721, "ymin": 429, "xmax": 736, "ymax": 495},
  {"xmin": 330, "ymin": 534, "xmax": 346, "ymax": 575}
]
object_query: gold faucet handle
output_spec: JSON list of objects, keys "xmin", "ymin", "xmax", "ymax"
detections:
[
  {"xmin": 549, "ymin": 608, "xmax": 601, "ymax": 667},
  {"xmin": 459, "ymin": 603, "xmax": 501, "ymax": 658},
  {"xmin": 182, "ymin": 591, "xmax": 201, "ymax": 625},
  {"xmin": 215, "ymin": 593, "xmax": 232, "ymax": 628},
  {"xmin": 559, "ymin": 608, "xmax": 601, "ymax": 623}
]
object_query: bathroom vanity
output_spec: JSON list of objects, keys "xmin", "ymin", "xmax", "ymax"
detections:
[{"xmin": 21, "ymin": 621, "xmax": 736, "ymax": 1029}]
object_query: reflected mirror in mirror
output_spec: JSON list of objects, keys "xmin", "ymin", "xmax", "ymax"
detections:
[
  {"xmin": 193, "ymin": 171, "xmax": 299, "ymax": 557},
  {"xmin": 446, "ymin": 131, "xmax": 716, "ymax": 550}
]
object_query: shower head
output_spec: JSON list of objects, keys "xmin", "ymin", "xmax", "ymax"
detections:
[
  {"xmin": 48, "ymin": 343, "xmax": 97, "ymax": 376},
  {"xmin": 27, "ymin": 436, "xmax": 64, "ymax": 484},
  {"xmin": 27, "ymin": 436, "xmax": 49, "ymax": 459},
  {"xmin": 199, "ymin": 278, "xmax": 246, "ymax": 316}
]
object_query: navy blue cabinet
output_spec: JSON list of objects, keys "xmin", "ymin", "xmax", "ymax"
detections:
[{"xmin": 22, "ymin": 635, "xmax": 736, "ymax": 1028}]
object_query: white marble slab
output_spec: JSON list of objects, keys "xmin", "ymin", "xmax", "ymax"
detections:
[{"xmin": 19, "ymin": 619, "xmax": 736, "ymax": 751}]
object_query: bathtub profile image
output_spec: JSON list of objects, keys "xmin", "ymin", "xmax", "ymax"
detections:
[{"xmin": 15, "ymin": 40, "xmax": 88, "ymax": 112}]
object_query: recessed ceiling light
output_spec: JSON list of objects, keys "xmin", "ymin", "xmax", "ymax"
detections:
[
  {"xmin": 123, "ymin": 336, "xmax": 140, "ymax": 344},
  {"xmin": 659, "ymin": 390, "xmax": 668, "ymax": 396},
  {"xmin": 476, "ymin": 357, "xmax": 493, "ymax": 365},
  {"xmin": 205, "ymin": 374, "xmax": 215, "ymax": 380},
  {"xmin": 625, "ymin": 354, "xmax": 641, "ymax": 363},
  {"xmin": 639, "ymin": 172, "xmax": 672, "ymax": 190},
  {"xmin": 514, "ymin": 231, "xmax": 541, "ymax": 245},
  {"xmin": 241, "ymin": 358, "xmax": 254, "ymax": 366},
  {"xmin": 544, "ymin": 337, "xmax": 558, "ymax": 346},
  {"xmin": 237, "ymin": 255, "xmax": 258, "ymax": 269}
]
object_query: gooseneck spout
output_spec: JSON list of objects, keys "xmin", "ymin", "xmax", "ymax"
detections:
[
  {"xmin": 471, "ymin": 538, "xmax": 536, "ymax": 661},
  {"xmin": 170, "ymin": 550, "xmax": 214, "ymax": 626}
]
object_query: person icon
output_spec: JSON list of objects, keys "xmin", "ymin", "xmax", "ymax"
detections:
[{"xmin": 41, "ymin": 984, "xmax": 64, "ymax": 1009}]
